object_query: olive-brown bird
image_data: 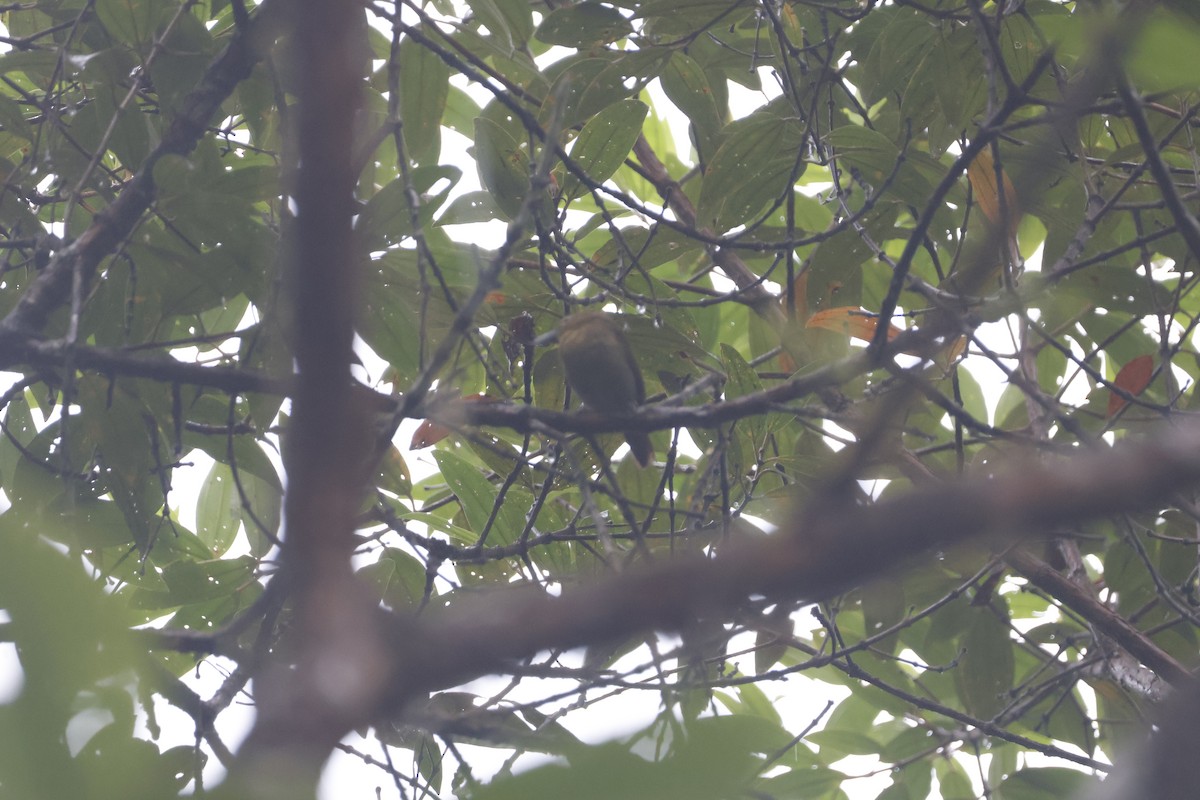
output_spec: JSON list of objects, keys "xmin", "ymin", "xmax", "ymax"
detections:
[{"xmin": 552, "ymin": 311, "xmax": 654, "ymax": 467}]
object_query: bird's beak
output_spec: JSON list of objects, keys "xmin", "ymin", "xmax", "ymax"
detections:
[{"xmin": 533, "ymin": 329, "xmax": 559, "ymax": 348}]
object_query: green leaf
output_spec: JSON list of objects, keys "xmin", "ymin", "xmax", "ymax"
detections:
[
  {"xmin": 0, "ymin": 94, "xmax": 32, "ymax": 142},
  {"xmin": 1126, "ymin": 12, "xmax": 1200, "ymax": 92},
  {"xmin": 544, "ymin": 51, "xmax": 669, "ymax": 130},
  {"xmin": 95, "ymin": 0, "xmax": 155, "ymax": 48},
  {"xmin": 472, "ymin": 715, "xmax": 778, "ymax": 800},
  {"xmin": 997, "ymin": 767, "xmax": 1089, "ymax": 800},
  {"xmin": 861, "ymin": 576, "xmax": 905, "ymax": 654},
  {"xmin": 359, "ymin": 165, "xmax": 459, "ymax": 248},
  {"xmin": 806, "ymin": 728, "xmax": 880, "ymax": 758},
  {"xmin": 399, "ymin": 32, "xmax": 451, "ymax": 165},
  {"xmin": 474, "ymin": 115, "xmax": 531, "ymax": 220},
  {"xmin": 238, "ymin": 467, "xmax": 282, "ymax": 558},
  {"xmin": 930, "ymin": 27, "xmax": 987, "ymax": 132},
  {"xmin": 857, "ymin": 7, "xmax": 939, "ymax": 106},
  {"xmin": 535, "ymin": 2, "xmax": 633, "ymax": 48},
  {"xmin": 358, "ymin": 546, "xmax": 429, "ymax": 609},
  {"xmin": 562, "ymin": 98, "xmax": 647, "ymax": 202},
  {"xmin": 469, "ymin": 0, "xmax": 534, "ymax": 54},
  {"xmin": 935, "ymin": 758, "xmax": 975, "ymax": 800},
  {"xmin": 241, "ymin": 321, "xmax": 290, "ymax": 429},
  {"xmin": 827, "ymin": 125, "xmax": 938, "ymax": 208},
  {"xmin": 714, "ymin": 680, "xmax": 783, "ymax": 726},
  {"xmin": 660, "ymin": 52, "xmax": 724, "ymax": 160},
  {"xmin": 755, "ymin": 764, "xmax": 845, "ymax": 798},
  {"xmin": 160, "ymin": 556, "xmax": 256, "ymax": 605},
  {"xmin": 590, "ymin": 224, "xmax": 704, "ymax": 273},
  {"xmin": 955, "ymin": 604, "xmax": 1015, "ymax": 719},
  {"xmin": 146, "ymin": 12, "xmax": 214, "ymax": 119},
  {"xmin": 404, "ymin": 511, "xmax": 480, "ymax": 545},
  {"xmin": 0, "ymin": 523, "xmax": 140, "ymax": 798},
  {"xmin": 0, "ymin": 51, "xmax": 60, "ymax": 86},
  {"xmin": 697, "ymin": 108, "xmax": 805, "ymax": 231},
  {"xmin": 636, "ymin": 0, "xmax": 755, "ymax": 37},
  {"xmin": 197, "ymin": 436, "xmax": 282, "ymax": 491},
  {"xmin": 720, "ymin": 343, "xmax": 765, "ymax": 461},
  {"xmin": 0, "ymin": 389, "xmax": 36, "ymax": 487},
  {"xmin": 437, "ymin": 189, "xmax": 505, "ymax": 225},
  {"xmin": 196, "ymin": 461, "xmax": 240, "ymax": 556},
  {"xmin": 432, "ymin": 450, "xmax": 497, "ymax": 538},
  {"xmin": 880, "ymin": 725, "xmax": 937, "ymax": 764}
]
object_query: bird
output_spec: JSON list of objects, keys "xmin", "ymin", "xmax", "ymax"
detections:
[{"xmin": 551, "ymin": 311, "xmax": 654, "ymax": 467}]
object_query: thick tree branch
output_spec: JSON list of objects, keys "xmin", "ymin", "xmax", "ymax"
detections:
[
  {"xmin": 0, "ymin": 336, "xmax": 291, "ymax": 397},
  {"xmin": 1006, "ymin": 548, "xmax": 1187, "ymax": 687},
  {"xmin": 376, "ymin": 425, "xmax": 1200, "ymax": 718},
  {"xmin": 1117, "ymin": 74, "xmax": 1200, "ymax": 263},
  {"xmin": 226, "ymin": 0, "xmax": 387, "ymax": 793}
]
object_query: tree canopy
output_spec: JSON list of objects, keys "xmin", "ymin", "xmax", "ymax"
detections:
[{"xmin": 2, "ymin": 0, "xmax": 1200, "ymax": 798}]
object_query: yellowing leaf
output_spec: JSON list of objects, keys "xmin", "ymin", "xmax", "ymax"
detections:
[
  {"xmin": 411, "ymin": 394, "xmax": 500, "ymax": 448},
  {"xmin": 936, "ymin": 335, "xmax": 969, "ymax": 370},
  {"xmin": 789, "ymin": 272, "xmax": 809, "ymax": 322},
  {"xmin": 1107, "ymin": 355, "xmax": 1154, "ymax": 418},
  {"xmin": 780, "ymin": 2, "xmax": 804, "ymax": 45},
  {"xmin": 778, "ymin": 350, "xmax": 798, "ymax": 374},
  {"xmin": 806, "ymin": 306, "xmax": 901, "ymax": 343},
  {"xmin": 967, "ymin": 147, "xmax": 1021, "ymax": 237},
  {"xmin": 409, "ymin": 419, "xmax": 447, "ymax": 450}
]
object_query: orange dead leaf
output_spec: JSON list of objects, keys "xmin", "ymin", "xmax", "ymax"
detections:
[
  {"xmin": 484, "ymin": 291, "xmax": 506, "ymax": 304},
  {"xmin": 806, "ymin": 306, "xmax": 901, "ymax": 343},
  {"xmin": 967, "ymin": 148, "xmax": 1021, "ymax": 238},
  {"xmin": 1106, "ymin": 355, "xmax": 1154, "ymax": 418},
  {"xmin": 934, "ymin": 336, "xmax": 969, "ymax": 371},
  {"xmin": 778, "ymin": 350, "xmax": 798, "ymax": 374},
  {"xmin": 788, "ymin": 272, "xmax": 809, "ymax": 322},
  {"xmin": 410, "ymin": 418, "xmax": 450, "ymax": 449},
  {"xmin": 945, "ymin": 335, "xmax": 968, "ymax": 363},
  {"xmin": 410, "ymin": 393, "xmax": 499, "ymax": 448}
]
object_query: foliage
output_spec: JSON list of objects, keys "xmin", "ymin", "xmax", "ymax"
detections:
[{"xmin": 1, "ymin": 0, "xmax": 1199, "ymax": 798}]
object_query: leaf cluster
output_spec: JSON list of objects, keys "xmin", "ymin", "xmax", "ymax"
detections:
[{"xmin": 2, "ymin": 0, "xmax": 1200, "ymax": 798}]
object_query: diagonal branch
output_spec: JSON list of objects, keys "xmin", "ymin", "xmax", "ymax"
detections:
[
  {"xmin": 376, "ymin": 424, "xmax": 1200, "ymax": 719},
  {"xmin": 1006, "ymin": 548, "xmax": 1187, "ymax": 687},
  {"xmin": 0, "ymin": 0, "xmax": 283, "ymax": 339},
  {"xmin": 630, "ymin": 136, "xmax": 786, "ymax": 324},
  {"xmin": 1116, "ymin": 74, "xmax": 1200, "ymax": 264}
]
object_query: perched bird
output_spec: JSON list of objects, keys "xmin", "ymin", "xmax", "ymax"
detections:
[{"xmin": 552, "ymin": 311, "xmax": 654, "ymax": 467}]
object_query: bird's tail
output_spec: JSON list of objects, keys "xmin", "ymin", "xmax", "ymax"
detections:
[{"xmin": 625, "ymin": 431, "xmax": 654, "ymax": 468}]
